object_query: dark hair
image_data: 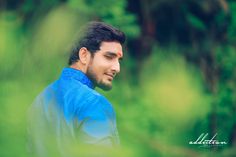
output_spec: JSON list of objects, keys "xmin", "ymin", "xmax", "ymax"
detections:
[{"xmin": 68, "ymin": 21, "xmax": 126, "ymax": 65}]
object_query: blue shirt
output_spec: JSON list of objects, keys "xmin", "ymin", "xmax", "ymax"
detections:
[{"xmin": 28, "ymin": 68, "xmax": 119, "ymax": 155}]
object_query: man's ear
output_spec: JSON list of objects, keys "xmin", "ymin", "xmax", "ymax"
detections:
[{"xmin": 78, "ymin": 47, "xmax": 90, "ymax": 64}]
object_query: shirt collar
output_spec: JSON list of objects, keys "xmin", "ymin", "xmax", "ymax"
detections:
[{"xmin": 61, "ymin": 67, "xmax": 94, "ymax": 89}]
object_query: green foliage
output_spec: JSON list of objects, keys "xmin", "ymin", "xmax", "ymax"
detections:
[
  {"xmin": 228, "ymin": 2, "xmax": 236, "ymax": 42},
  {"xmin": 0, "ymin": 11, "xmax": 26, "ymax": 79},
  {"xmin": 140, "ymin": 46, "xmax": 211, "ymax": 145},
  {"xmin": 215, "ymin": 45, "xmax": 236, "ymax": 143},
  {"xmin": 67, "ymin": 0, "xmax": 140, "ymax": 38},
  {"xmin": 186, "ymin": 13, "xmax": 206, "ymax": 31}
]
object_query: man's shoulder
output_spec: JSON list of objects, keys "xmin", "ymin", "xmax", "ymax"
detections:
[
  {"xmin": 70, "ymin": 81, "xmax": 100, "ymax": 100},
  {"xmin": 57, "ymin": 78, "xmax": 102, "ymax": 106}
]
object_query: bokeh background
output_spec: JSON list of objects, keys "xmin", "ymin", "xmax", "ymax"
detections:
[{"xmin": 0, "ymin": 0, "xmax": 236, "ymax": 156}]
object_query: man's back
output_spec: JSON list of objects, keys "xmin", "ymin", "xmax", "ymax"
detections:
[{"xmin": 28, "ymin": 68, "xmax": 119, "ymax": 157}]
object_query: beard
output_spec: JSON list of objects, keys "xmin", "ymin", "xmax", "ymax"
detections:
[{"xmin": 86, "ymin": 66, "xmax": 112, "ymax": 91}]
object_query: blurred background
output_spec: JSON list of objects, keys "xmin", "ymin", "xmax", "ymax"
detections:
[{"xmin": 0, "ymin": 0, "xmax": 236, "ymax": 156}]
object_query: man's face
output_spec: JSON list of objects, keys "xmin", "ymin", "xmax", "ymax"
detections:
[{"xmin": 86, "ymin": 41, "xmax": 123, "ymax": 91}]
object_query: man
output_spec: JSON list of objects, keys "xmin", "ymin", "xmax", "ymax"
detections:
[{"xmin": 28, "ymin": 21, "xmax": 125, "ymax": 156}]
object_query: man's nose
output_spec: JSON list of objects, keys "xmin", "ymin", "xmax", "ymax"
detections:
[{"xmin": 111, "ymin": 60, "xmax": 120, "ymax": 74}]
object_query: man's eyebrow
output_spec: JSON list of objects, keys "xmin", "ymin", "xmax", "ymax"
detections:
[
  {"xmin": 105, "ymin": 51, "xmax": 123, "ymax": 60},
  {"xmin": 105, "ymin": 51, "xmax": 117, "ymax": 56}
]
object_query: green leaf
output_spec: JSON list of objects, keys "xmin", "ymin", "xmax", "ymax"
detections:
[{"xmin": 186, "ymin": 13, "xmax": 206, "ymax": 31}]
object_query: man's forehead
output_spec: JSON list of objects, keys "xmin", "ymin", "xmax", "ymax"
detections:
[{"xmin": 99, "ymin": 41, "xmax": 123, "ymax": 57}]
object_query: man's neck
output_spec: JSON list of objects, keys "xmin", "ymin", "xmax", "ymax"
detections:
[{"xmin": 70, "ymin": 62, "xmax": 86, "ymax": 74}]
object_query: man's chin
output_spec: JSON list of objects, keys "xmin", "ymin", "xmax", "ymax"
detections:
[{"xmin": 98, "ymin": 83, "xmax": 112, "ymax": 91}]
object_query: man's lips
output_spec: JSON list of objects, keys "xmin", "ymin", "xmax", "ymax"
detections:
[{"xmin": 105, "ymin": 73, "xmax": 115, "ymax": 80}]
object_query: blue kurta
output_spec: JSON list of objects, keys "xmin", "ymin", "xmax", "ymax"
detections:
[{"xmin": 28, "ymin": 67, "xmax": 119, "ymax": 156}]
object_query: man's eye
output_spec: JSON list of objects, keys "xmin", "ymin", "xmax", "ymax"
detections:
[{"xmin": 105, "ymin": 55, "xmax": 113, "ymax": 59}]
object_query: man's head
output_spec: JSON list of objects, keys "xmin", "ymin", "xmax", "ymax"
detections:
[{"xmin": 69, "ymin": 22, "xmax": 126, "ymax": 90}]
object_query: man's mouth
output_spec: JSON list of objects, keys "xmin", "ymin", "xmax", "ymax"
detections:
[{"xmin": 105, "ymin": 73, "xmax": 114, "ymax": 80}]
